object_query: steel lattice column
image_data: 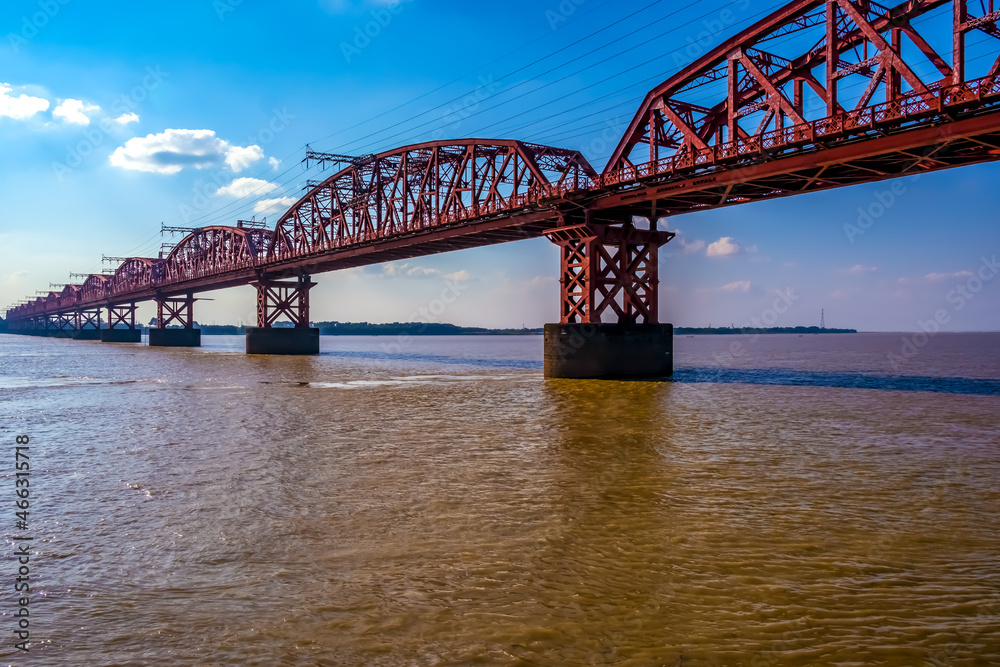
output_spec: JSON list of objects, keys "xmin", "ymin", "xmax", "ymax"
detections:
[
  {"xmin": 107, "ymin": 303, "xmax": 138, "ymax": 330},
  {"xmin": 253, "ymin": 275, "xmax": 316, "ymax": 329},
  {"xmin": 545, "ymin": 222, "xmax": 675, "ymax": 325},
  {"xmin": 75, "ymin": 309, "xmax": 102, "ymax": 330},
  {"xmin": 156, "ymin": 294, "xmax": 196, "ymax": 329}
]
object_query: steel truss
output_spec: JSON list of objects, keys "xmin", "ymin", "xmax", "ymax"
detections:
[{"xmin": 269, "ymin": 140, "xmax": 596, "ymax": 261}]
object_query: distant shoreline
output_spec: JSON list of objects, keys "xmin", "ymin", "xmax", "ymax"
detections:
[
  {"xmin": 675, "ymin": 326, "xmax": 857, "ymax": 335},
  {"xmin": 137, "ymin": 322, "xmax": 858, "ymax": 336}
]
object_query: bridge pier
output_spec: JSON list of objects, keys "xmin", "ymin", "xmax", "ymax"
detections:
[
  {"xmin": 40, "ymin": 315, "xmax": 62, "ymax": 338},
  {"xmin": 150, "ymin": 294, "xmax": 201, "ymax": 347},
  {"xmin": 101, "ymin": 303, "xmax": 141, "ymax": 343},
  {"xmin": 543, "ymin": 221, "xmax": 675, "ymax": 379},
  {"xmin": 246, "ymin": 275, "xmax": 319, "ymax": 355},
  {"xmin": 51, "ymin": 313, "xmax": 77, "ymax": 339},
  {"xmin": 71, "ymin": 308, "xmax": 102, "ymax": 340}
]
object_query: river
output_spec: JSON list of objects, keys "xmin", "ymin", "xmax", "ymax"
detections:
[{"xmin": 1, "ymin": 332, "xmax": 998, "ymax": 665}]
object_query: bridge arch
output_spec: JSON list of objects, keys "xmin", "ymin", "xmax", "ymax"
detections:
[
  {"xmin": 267, "ymin": 139, "xmax": 597, "ymax": 261},
  {"xmin": 58, "ymin": 284, "xmax": 82, "ymax": 309},
  {"xmin": 80, "ymin": 274, "xmax": 110, "ymax": 304},
  {"xmin": 109, "ymin": 258, "xmax": 164, "ymax": 296},
  {"xmin": 163, "ymin": 226, "xmax": 273, "ymax": 283}
]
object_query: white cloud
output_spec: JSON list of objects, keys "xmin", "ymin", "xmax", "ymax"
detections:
[
  {"xmin": 269, "ymin": 157, "xmax": 281, "ymax": 169},
  {"xmin": 926, "ymin": 270, "xmax": 974, "ymax": 282},
  {"xmin": 370, "ymin": 263, "xmax": 468, "ymax": 281},
  {"xmin": 225, "ymin": 144, "xmax": 265, "ymax": 172},
  {"xmin": 114, "ymin": 112, "xmax": 140, "ymax": 125},
  {"xmin": 682, "ymin": 239, "xmax": 706, "ymax": 254},
  {"xmin": 445, "ymin": 270, "xmax": 471, "ymax": 283},
  {"xmin": 668, "ymin": 228, "xmax": 706, "ymax": 255},
  {"xmin": 842, "ymin": 264, "xmax": 878, "ymax": 276},
  {"xmin": 721, "ymin": 280, "xmax": 751, "ymax": 293},
  {"xmin": 53, "ymin": 99, "xmax": 101, "ymax": 125},
  {"xmin": 706, "ymin": 237, "xmax": 745, "ymax": 257},
  {"xmin": 320, "ymin": 0, "xmax": 412, "ymax": 12},
  {"xmin": 110, "ymin": 129, "xmax": 266, "ymax": 175},
  {"xmin": 254, "ymin": 197, "xmax": 297, "ymax": 215},
  {"xmin": 216, "ymin": 177, "xmax": 279, "ymax": 198},
  {"xmin": 3, "ymin": 270, "xmax": 29, "ymax": 285},
  {"xmin": 0, "ymin": 83, "xmax": 49, "ymax": 120}
]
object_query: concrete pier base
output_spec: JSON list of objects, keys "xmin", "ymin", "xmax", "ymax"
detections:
[
  {"xmin": 544, "ymin": 323, "xmax": 673, "ymax": 379},
  {"xmin": 149, "ymin": 328, "xmax": 202, "ymax": 347},
  {"xmin": 72, "ymin": 330, "xmax": 102, "ymax": 341},
  {"xmin": 101, "ymin": 329, "xmax": 142, "ymax": 343},
  {"xmin": 246, "ymin": 327, "xmax": 320, "ymax": 355}
]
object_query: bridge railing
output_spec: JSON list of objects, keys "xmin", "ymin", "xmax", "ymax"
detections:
[{"xmin": 600, "ymin": 74, "xmax": 1000, "ymax": 189}]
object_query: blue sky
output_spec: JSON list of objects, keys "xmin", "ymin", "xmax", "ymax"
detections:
[{"xmin": 0, "ymin": 0, "xmax": 997, "ymax": 331}]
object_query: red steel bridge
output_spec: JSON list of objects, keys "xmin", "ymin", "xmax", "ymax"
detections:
[{"xmin": 6, "ymin": 0, "xmax": 1000, "ymax": 375}]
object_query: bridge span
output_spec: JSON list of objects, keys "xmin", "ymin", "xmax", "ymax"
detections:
[{"xmin": 7, "ymin": 0, "xmax": 1000, "ymax": 378}]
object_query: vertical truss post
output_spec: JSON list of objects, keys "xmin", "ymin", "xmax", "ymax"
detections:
[
  {"xmin": 253, "ymin": 274, "xmax": 316, "ymax": 329},
  {"xmin": 727, "ymin": 56, "xmax": 739, "ymax": 141},
  {"xmin": 954, "ymin": 0, "xmax": 967, "ymax": 85},
  {"xmin": 545, "ymin": 221, "xmax": 675, "ymax": 325},
  {"xmin": 826, "ymin": 0, "xmax": 839, "ymax": 116}
]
